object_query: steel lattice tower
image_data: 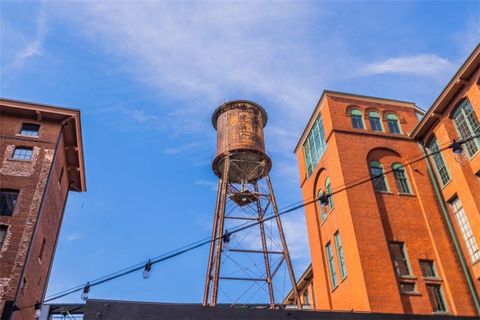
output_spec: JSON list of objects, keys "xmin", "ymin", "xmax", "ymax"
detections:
[{"xmin": 203, "ymin": 100, "xmax": 301, "ymax": 309}]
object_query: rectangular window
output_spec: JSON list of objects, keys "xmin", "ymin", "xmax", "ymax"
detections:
[
  {"xmin": 449, "ymin": 197, "xmax": 480, "ymax": 263},
  {"xmin": 303, "ymin": 290, "xmax": 310, "ymax": 305},
  {"xmin": 420, "ymin": 260, "xmax": 437, "ymax": 278},
  {"xmin": 326, "ymin": 242, "xmax": 338, "ymax": 288},
  {"xmin": 303, "ymin": 115, "xmax": 327, "ymax": 176},
  {"xmin": 428, "ymin": 138, "xmax": 450, "ymax": 186},
  {"xmin": 334, "ymin": 232, "xmax": 347, "ymax": 279},
  {"xmin": 352, "ymin": 115, "xmax": 364, "ymax": 129},
  {"xmin": 12, "ymin": 147, "xmax": 33, "ymax": 161},
  {"xmin": 0, "ymin": 225, "xmax": 7, "ymax": 249},
  {"xmin": 399, "ymin": 282, "xmax": 416, "ymax": 294},
  {"xmin": 389, "ymin": 242, "xmax": 411, "ymax": 277},
  {"xmin": 387, "ymin": 120, "xmax": 401, "ymax": 134},
  {"xmin": 19, "ymin": 123, "xmax": 40, "ymax": 137},
  {"xmin": 426, "ymin": 284, "xmax": 447, "ymax": 312},
  {"xmin": 370, "ymin": 117, "xmax": 383, "ymax": 131},
  {"xmin": 0, "ymin": 189, "xmax": 19, "ymax": 216}
]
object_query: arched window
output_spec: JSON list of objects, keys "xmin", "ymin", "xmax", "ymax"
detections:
[
  {"xmin": 325, "ymin": 177, "xmax": 334, "ymax": 209},
  {"xmin": 386, "ymin": 114, "xmax": 402, "ymax": 134},
  {"xmin": 369, "ymin": 161, "xmax": 388, "ymax": 192},
  {"xmin": 452, "ymin": 98, "xmax": 480, "ymax": 157},
  {"xmin": 368, "ymin": 112, "xmax": 383, "ymax": 131},
  {"xmin": 318, "ymin": 189, "xmax": 328, "ymax": 222},
  {"xmin": 392, "ymin": 163, "xmax": 411, "ymax": 194},
  {"xmin": 351, "ymin": 109, "xmax": 365, "ymax": 129}
]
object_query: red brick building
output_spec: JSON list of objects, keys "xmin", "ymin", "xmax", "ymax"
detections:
[
  {"xmin": 291, "ymin": 45, "xmax": 480, "ymax": 316},
  {"xmin": 0, "ymin": 99, "xmax": 85, "ymax": 320}
]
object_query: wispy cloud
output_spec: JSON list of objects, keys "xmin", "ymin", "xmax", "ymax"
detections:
[
  {"xmin": 194, "ymin": 180, "xmax": 218, "ymax": 191},
  {"xmin": 164, "ymin": 142, "xmax": 204, "ymax": 155},
  {"xmin": 4, "ymin": 4, "xmax": 47, "ymax": 72},
  {"xmin": 66, "ymin": 232, "xmax": 84, "ymax": 242},
  {"xmin": 360, "ymin": 54, "xmax": 454, "ymax": 77}
]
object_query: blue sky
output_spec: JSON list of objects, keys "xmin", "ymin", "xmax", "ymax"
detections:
[{"xmin": 1, "ymin": 0, "xmax": 479, "ymax": 306}]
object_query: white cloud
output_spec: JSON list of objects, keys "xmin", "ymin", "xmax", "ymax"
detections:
[
  {"xmin": 4, "ymin": 4, "xmax": 47, "ymax": 72},
  {"xmin": 360, "ymin": 54, "xmax": 454, "ymax": 77},
  {"xmin": 194, "ymin": 180, "xmax": 218, "ymax": 191},
  {"xmin": 66, "ymin": 232, "xmax": 84, "ymax": 241}
]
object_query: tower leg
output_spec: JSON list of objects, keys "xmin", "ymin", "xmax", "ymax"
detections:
[
  {"xmin": 203, "ymin": 179, "xmax": 223, "ymax": 306},
  {"xmin": 266, "ymin": 175, "xmax": 302, "ymax": 310},
  {"xmin": 254, "ymin": 183, "xmax": 275, "ymax": 308},
  {"xmin": 204, "ymin": 157, "xmax": 230, "ymax": 306}
]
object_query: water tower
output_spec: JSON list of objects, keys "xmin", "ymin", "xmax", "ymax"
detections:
[{"xmin": 203, "ymin": 100, "xmax": 301, "ymax": 309}]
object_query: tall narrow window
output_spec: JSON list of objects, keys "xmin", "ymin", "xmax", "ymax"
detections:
[
  {"xmin": 389, "ymin": 242, "xmax": 411, "ymax": 277},
  {"xmin": 12, "ymin": 147, "xmax": 33, "ymax": 161},
  {"xmin": 325, "ymin": 177, "xmax": 334, "ymax": 209},
  {"xmin": 420, "ymin": 260, "xmax": 437, "ymax": 278},
  {"xmin": 0, "ymin": 189, "xmax": 19, "ymax": 216},
  {"xmin": 303, "ymin": 115, "xmax": 327, "ymax": 176},
  {"xmin": 449, "ymin": 197, "xmax": 480, "ymax": 263},
  {"xmin": 452, "ymin": 98, "xmax": 480, "ymax": 157},
  {"xmin": 369, "ymin": 161, "xmax": 389, "ymax": 192},
  {"xmin": 0, "ymin": 225, "xmax": 7, "ymax": 249},
  {"xmin": 392, "ymin": 163, "xmax": 411, "ymax": 194},
  {"xmin": 318, "ymin": 190, "xmax": 328, "ymax": 222},
  {"xmin": 303, "ymin": 290, "xmax": 310, "ymax": 305},
  {"xmin": 334, "ymin": 232, "xmax": 347, "ymax": 279},
  {"xmin": 19, "ymin": 123, "xmax": 40, "ymax": 137},
  {"xmin": 428, "ymin": 138, "xmax": 451, "ymax": 186},
  {"xmin": 326, "ymin": 242, "xmax": 338, "ymax": 288},
  {"xmin": 426, "ymin": 285, "xmax": 447, "ymax": 312},
  {"xmin": 351, "ymin": 109, "xmax": 364, "ymax": 129},
  {"xmin": 368, "ymin": 111, "xmax": 383, "ymax": 131},
  {"xmin": 386, "ymin": 114, "xmax": 402, "ymax": 134}
]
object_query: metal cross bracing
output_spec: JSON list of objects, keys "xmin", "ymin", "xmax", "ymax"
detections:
[{"xmin": 203, "ymin": 156, "xmax": 301, "ymax": 309}]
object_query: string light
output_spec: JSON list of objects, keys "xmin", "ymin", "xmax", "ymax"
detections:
[
  {"xmin": 15, "ymin": 133, "xmax": 480, "ymax": 313},
  {"xmin": 34, "ymin": 302, "xmax": 41, "ymax": 318},
  {"xmin": 81, "ymin": 283, "xmax": 90, "ymax": 301},
  {"xmin": 143, "ymin": 260, "xmax": 153, "ymax": 279}
]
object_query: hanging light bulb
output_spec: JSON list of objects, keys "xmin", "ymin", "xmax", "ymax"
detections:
[
  {"xmin": 222, "ymin": 230, "xmax": 231, "ymax": 244},
  {"xmin": 449, "ymin": 139, "xmax": 467, "ymax": 164},
  {"xmin": 34, "ymin": 302, "xmax": 41, "ymax": 319},
  {"xmin": 319, "ymin": 193, "xmax": 330, "ymax": 207},
  {"xmin": 81, "ymin": 283, "xmax": 90, "ymax": 301},
  {"xmin": 143, "ymin": 260, "xmax": 153, "ymax": 279}
]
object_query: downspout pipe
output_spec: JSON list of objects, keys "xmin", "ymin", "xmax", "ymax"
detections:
[{"xmin": 420, "ymin": 142, "xmax": 480, "ymax": 314}]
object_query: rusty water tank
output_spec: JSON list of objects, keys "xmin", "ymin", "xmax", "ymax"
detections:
[{"xmin": 212, "ymin": 100, "xmax": 272, "ymax": 183}]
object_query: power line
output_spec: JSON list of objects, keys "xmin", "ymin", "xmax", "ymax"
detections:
[{"xmin": 17, "ymin": 134, "xmax": 479, "ymax": 311}]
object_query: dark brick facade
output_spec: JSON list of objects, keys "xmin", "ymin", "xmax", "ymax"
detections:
[{"xmin": 0, "ymin": 99, "xmax": 85, "ymax": 320}]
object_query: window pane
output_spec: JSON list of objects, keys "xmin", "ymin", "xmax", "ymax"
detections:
[
  {"xmin": 20, "ymin": 123, "xmax": 40, "ymax": 137},
  {"xmin": 0, "ymin": 226, "xmax": 7, "ymax": 248},
  {"xmin": 326, "ymin": 242, "xmax": 338, "ymax": 288},
  {"xmin": 325, "ymin": 177, "xmax": 334, "ymax": 209},
  {"xmin": 335, "ymin": 232, "xmax": 347, "ymax": 279},
  {"xmin": 352, "ymin": 115, "xmax": 364, "ymax": 129},
  {"xmin": 303, "ymin": 115, "xmax": 327, "ymax": 176},
  {"xmin": 0, "ymin": 190, "xmax": 19, "ymax": 216},
  {"xmin": 400, "ymin": 282, "xmax": 416, "ymax": 294},
  {"xmin": 449, "ymin": 197, "xmax": 480, "ymax": 263},
  {"xmin": 452, "ymin": 99, "xmax": 480, "ymax": 157},
  {"xmin": 426, "ymin": 285, "xmax": 447, "ymax": 312},
  {"xmin": 389, "ymin": 242, "xmax": 411, "ymax": 277},
  {"xmin": 370, "ymin": 161, "xmax": 388, "ymax": 192},
  {"xmin": 428, "ymin": 138, "xmax": 451, "ymax": 186},
  {"xmin": 419, "ymin": 260, "xmax": 436, "ymax": 278},
  {"xmin": 387, "ymin": 119, "xmax": 401, "ymax": 134},
  {"xmin": 392, "ymin": 164, "xmax": 411, "ymax": 194},
  {"xmin": 12, "ymin": 147, "xmax": 33, "ymax": 160},
  {"xmin": 369, "ymin": 112, "xmax": 383, "ymax": 131},
  {"xmin": 318, "ymin": 190, "xmax": 328, "ymax": 222}
]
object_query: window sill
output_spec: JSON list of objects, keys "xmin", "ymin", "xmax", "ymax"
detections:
[
  {"xmin": 375, "ymin": 191, "xmax": 393, "ymax": 195},
  {"xmin": 15, "ymin": 134, "xmax": 39, "ymax": 139},
  {"xmin": 398, "ymin": 193, "xmax": 415, "ymax": 197},
  {"xmin": 401, "ymin": 291, "xmax": 421, "ymax": 296},
  {"xmin": 7, "ymin": 158, "xmax": 32, "ymax": 163},
  {"xmin": 423, "ymin": 277, "xmax": 442, "ymax": 282},
  {"xmin": 432, "ymin": 311, "xmax": 450, "ymax": 315},
  {"xmin": 398, "ymin": 275, "xmax": 417, "ymax": 281}
]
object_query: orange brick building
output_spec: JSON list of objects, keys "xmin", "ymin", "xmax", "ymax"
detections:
[
  {"xmin": 0, "ymin": 99, "xmax": 85, "ymax": 320},
  {"xmin": 289, "ymin": 45, "xmax": 480, "ymax": 316}
]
